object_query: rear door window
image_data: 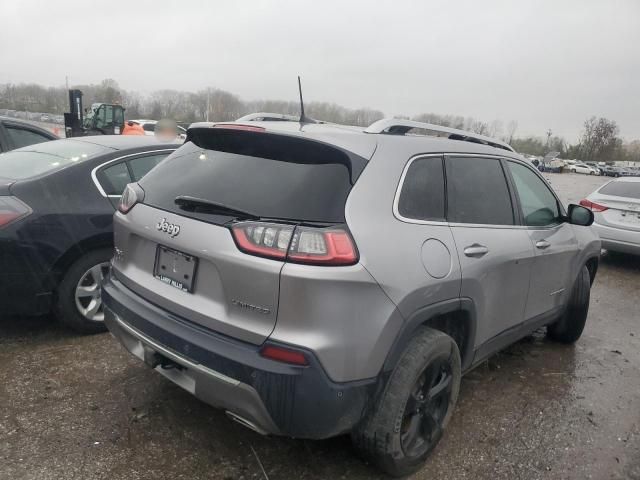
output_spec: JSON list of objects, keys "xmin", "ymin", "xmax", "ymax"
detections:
[
  {"xmin": 140, "ymin": 130, "xmax": 367, "ymax": 224},
  {"xmin": 445, "ymin": 156, "xmax": 515, "ymax": 225},
  {"xmin": 6, "ymin": 126, "xmax": 52, "ymax": 149},
  {"xmin": 397, "ymin": 156, "xmax": 445, "ymax": 221}
]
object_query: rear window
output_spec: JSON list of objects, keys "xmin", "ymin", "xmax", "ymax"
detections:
[
  {"xmin": 0, "ymin": 140, "xmax": 111, "ymax": 179},
  {"xmin": 140, "ymin": 129, "xmax": 367, "ymax": 224},
  {"xmin": 599, "ymin": 181, "xmax": 640, "ymax": 199}
]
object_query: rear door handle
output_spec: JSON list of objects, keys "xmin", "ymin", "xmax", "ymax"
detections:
[
  {"xmin": 536, "ymin": 240, "xmax": 551, "ymax": 250},
  {"xmin": 464, "ymin": 244, "xmax": 489, "ymax": 257}
]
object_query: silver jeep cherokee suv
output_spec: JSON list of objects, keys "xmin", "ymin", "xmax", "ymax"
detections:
[{"xmin": 103, "ymin": 118, "xmax": 600, "ymax": 476}]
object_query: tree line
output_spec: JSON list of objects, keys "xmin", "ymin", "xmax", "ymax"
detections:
[{"xmin": 0, "ymin": 79, "xmax": 637, "ymax": 163}]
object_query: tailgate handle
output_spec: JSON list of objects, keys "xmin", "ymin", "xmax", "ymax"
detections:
[
  {"xmin": 463, "ymin": 244, "xmax": 489, "ymax": 257},
  {"xmin": 536, "ymin": 240, "xmax": 551, "ymax": 250}
]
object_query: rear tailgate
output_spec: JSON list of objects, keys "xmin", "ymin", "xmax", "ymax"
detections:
[
  {"xmin": 112, "ymin": 204, "xmax": 283, "ymax": 344},
  {"xmin": 111, "ymin": 126, "xmax": 371, "ymax": 345}
]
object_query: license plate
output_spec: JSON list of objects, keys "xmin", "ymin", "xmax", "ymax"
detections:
[
  {"xmin": 153, "ymin": 246, "xmax": 197, "ymax": 293},
  {"xmin": 620, "ymin": 213, "xmax": 640, "ymax": 224}
]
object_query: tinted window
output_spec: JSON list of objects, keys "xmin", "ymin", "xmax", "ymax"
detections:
[
  {"xmin": 446, "ymin": 156, "xmax": 514, "ymax": 225},
  {"xmin": 6, "ymin": 126, "xmax": 51, "ymax": 149},
  {"xmin": 599, "ymin": 181, "xmax": 640, "ymax": 199},
  {"xmin": 128, "ymin": 153, "xmax": 170, "ymax": 181},
  {"xmin": 507, "ymin": 161, "xmax": 560, "ymax": 226},
  {"xmin": 100, "ymin": 162, "xmax": 132, "ymax": 195},
  {"xmin": 141, "ymin": 130, "xmax": 366, "ymax": 224},
  {"xmin": 397, "ymin": 156, "xmax": 445, "ymax": 220},
  {"xmin": 0, "ymin": 139, "xmax": 111, "ymax": 179},
  {"xmin": 143, "ymin": 123, "xmax": 155, "ymax": 132}
]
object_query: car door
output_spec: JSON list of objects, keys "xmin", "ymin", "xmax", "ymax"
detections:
[
  {"xmin": 505, "ymin": 160, "xmax": 578, "ymax": 320},
  {"xmin": 445, "ymin": 155, "xmax": 535, "ymax": 348},
  {"xmin": 94, "ymin": 150, "xmax": 174, "ymax": 208}
]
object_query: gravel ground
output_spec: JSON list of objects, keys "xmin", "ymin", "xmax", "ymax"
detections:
[{"xmin": 1, "ymin": 172, "xmax": 638, "ymax": 480}]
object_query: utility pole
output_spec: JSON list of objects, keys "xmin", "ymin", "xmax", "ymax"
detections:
[
  {"xmin": 206, "ymin": 88, "xmax": 210, "ymax": 122},
  {"xmin": 546, "ymin": 129, "xmax": 552, "ymax": 152}
]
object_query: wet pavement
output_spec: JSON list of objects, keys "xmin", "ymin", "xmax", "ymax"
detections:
[{"xmin": 1, "ymin": 173, "xmax": 639, "ymax": 479}]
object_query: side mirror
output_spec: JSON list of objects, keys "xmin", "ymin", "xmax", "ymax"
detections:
[{"xmin": 567, "ymin": 204, "xmax": 594, "ymax": 226}]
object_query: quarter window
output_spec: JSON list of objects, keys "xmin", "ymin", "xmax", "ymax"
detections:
[
  {"xmin": 507, "ymin": 161, "xmax": 561, "ymax": 226},
  {"xmin": 100, "ymin": 162, "xmax": 131, "ymax": 195},
  {"xmin": 128, "ymin": 153, "xmax": 169, "ymax": 181},
  {"xmin": 445, "ymin": 156, "xmax": 514, "ymax": 225},
  {"xmin": 397, "ymin": 156, "xmax": 445, "ymax": 221}
]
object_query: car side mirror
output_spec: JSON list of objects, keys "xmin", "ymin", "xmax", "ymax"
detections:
[{"xmin": 567, "ymin": 204, "xmax": 594, "ymax": 226}]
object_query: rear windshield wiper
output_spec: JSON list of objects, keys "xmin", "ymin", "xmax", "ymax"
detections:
[{"xmin": 174, "ymin": 195, "xmax": 260, "ymax": 220}]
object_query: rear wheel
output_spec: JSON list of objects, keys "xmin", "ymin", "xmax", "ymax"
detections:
[
  {"xmin": 55, "ymin": 248, "xmax": 112, "ymax": 334},
  {"xmin": 547, "ymin": 266, "xmax": 590, "ymax": 343},
  {"xmin": 352, "ymin": 328, "xmax": 461, "ymax": 477}
]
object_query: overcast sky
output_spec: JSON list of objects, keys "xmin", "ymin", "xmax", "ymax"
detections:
[{"xmin": 1, "ymin": 0, "xmax": 638, "ymax": 141}]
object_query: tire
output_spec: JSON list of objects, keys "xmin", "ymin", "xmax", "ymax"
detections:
[
  {"xmin": 54, "ymin": 248, "xmax": 112, "ymax": 334},
  {"xmin": 352, "ymin": 328, "xmax": 461, "ymax": 477},
  {"xmin": 589, "ymin": 171, "xmax": 594, "ymax": 175},
  {"xmin": 547, "ymin": 266, "xmax": 590, "ymax": 344}
]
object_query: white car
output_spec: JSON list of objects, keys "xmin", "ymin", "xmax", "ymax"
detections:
[
  {"xmin": 570, "ymin": 163, "xmax": 600, "ymax": 175},
  {"xmin": 129, "ymin": 119, "xmax": 187, "ymax": 141},
  {"xmin": 581, "ymin": 177, "xmax": 640, "ymax": 255}
]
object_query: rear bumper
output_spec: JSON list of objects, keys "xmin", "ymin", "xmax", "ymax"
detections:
[
  {"xmin": 593, "ymin": 222, "xmax": 640, "ymax": 255},
  {"xmin": 102, "ymin": 273, "xmax": 374, "ymax": 439}
]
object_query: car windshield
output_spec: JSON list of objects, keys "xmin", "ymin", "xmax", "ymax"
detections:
[
  {"xmin": 0, "ymin": 139, "xmax": 112, "ymax": 179},
  {"xmin": 599, "ymin": 181, "xmax": 640, "ymax": 199}
]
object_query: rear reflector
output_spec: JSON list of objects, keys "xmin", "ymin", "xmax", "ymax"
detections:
[
  {"xmin": 231, "ymin": 221, "xmax": 358, "ymax": 266},
  {"xmin": 260, "ymin": 345, "xmax": 308, "ymax": 365},
  {"xmin": 0, "ymin": 196, "xmax": 31, "ymax": 228},
  {"xmin": 579, "ymin": 199, "xmax": 608, "ymax": 212}
]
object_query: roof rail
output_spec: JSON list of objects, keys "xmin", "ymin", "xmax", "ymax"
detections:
[
  {"xmin": 364, "ymin": 118, "xmax": 514, "ymax": 152},
  {"xmin": 236, "ymin": 112, "xmax": 300, "ymax": 122}
]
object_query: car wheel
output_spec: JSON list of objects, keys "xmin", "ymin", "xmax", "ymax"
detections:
[
  {"xmin": 352, "ymin": 328, "xmax": 461, "ymax": 477},
  {"xmin": 547, "ymin": 265, "xmax": 590, "ymax": 344},
  {"xmin": 589, "ymin": 171, "xmax": 594, "ymax": 175},
  {"xmin": 54, "ymin": 248, "xmax": 112, "ymax": 334}
]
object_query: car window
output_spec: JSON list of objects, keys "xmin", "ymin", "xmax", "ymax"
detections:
[
  {"xmin": 142, "ymin": 123, "xmax": 155, "ymax": 132},
  {"xmin": 445, "ymin": 156, "xmax": 514, "ymax": 225},
  {"xmin": 6, "ymin": 126, "xmax": 51, "ymax": 149},
  {"xmin": 100, "ymin": 162, "xmax": 132, "ymax": 195},
  {"xmin": 128, "ymin": 153, "xmax": 170, "ymax": 181},
  {"xmin": 0, "ymin": 139, "xmax": 111, "ymax": 179},
  {"xmin": 397, "ymin": 156, "xmax": 445, "ymax": 221},
  {"xmin": 599, "ymin": 181, "xmax": 640, "ymax": 199},
  {"xmin": 507, "ymin": 161, "xmax": 561, "ymax": 226}
]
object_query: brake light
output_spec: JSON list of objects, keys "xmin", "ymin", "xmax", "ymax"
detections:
[
  {"xmin": 212, "ymin": 124, "xmax": 265, "ymax": 132},
  {"xmin": 579, "ymin": 199, "xmax": 608, "ymax": 212},
  {"xmin": 260, "ymin": 345, "xmax": 308, "ymax": 365},
  {"xmin": 231, "ymin": 222, "xmax": 358, "ymax": 266},
  {"xmin": 0, "ymin": 196, "xmax": 31, "ymax": 228},
  {"xmin": 118, "ymin": 183, "xmax": 144, "ymax": 214}
]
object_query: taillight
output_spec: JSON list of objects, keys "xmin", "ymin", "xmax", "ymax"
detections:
[
  {"xmin": 0, "ymin": 196, "xmax": 31, "ymax": 228},
  {"xmin": 231, "ymin": 222, "xmax": 358, "ymax": 266},
  {"xmin": 579, "ymin": 199, "xmax": 608, "ymax": 212},
  {"xmin": 118, "ymin": 183, "xmax": 144, "ymax": 214},
  {"xmin": 260, "ymin": 345, "xmax": 308, "ymax": 365}
]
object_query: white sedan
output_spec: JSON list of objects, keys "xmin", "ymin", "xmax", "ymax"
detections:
[
  {"xmin": 581, "ymin": 177, "xmax": 640, "ymax": 255},
  {"xmin": 570, "ymin": 163, "xmax": 600, "ymax": 175}
]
